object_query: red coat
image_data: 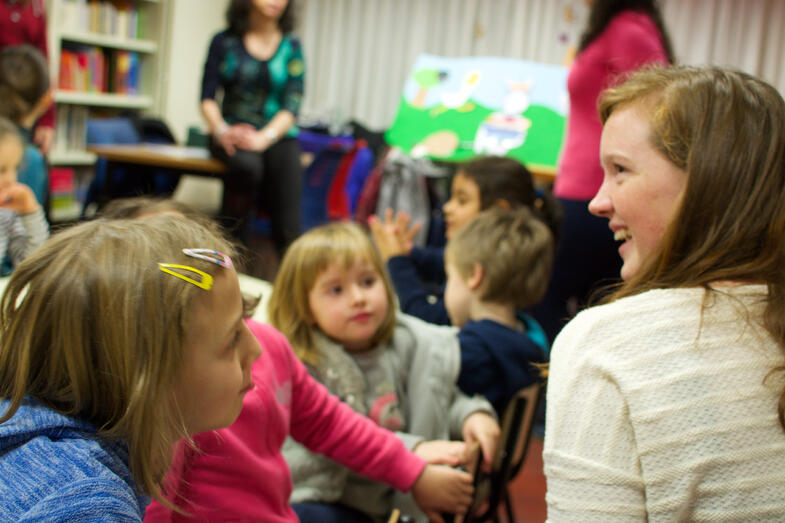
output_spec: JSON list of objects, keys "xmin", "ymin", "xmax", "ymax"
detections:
[{"xmin": 0, "ymin": 0, "xmax": 54, "ymax": 128}]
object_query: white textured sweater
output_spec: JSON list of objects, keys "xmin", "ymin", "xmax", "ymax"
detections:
[{"xmin": 544, "ymin": 285, "xmax": 785, "ymax": 522}]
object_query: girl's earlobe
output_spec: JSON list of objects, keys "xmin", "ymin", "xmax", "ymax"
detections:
[{"xmin": 495, "ymin": 199, "xmax": 511, "ymax": 210}]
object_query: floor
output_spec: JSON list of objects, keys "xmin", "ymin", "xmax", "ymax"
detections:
[{"xmin": 506, "ymin": 436, "xmax": 547, "ymax": 523}]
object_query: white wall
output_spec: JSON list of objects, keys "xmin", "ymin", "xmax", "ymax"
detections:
[
  {"xmin": 296, "ymin": 0, "xmax": 785, "ymax": 130},
  {"xmin": 158, "ymin": 0, "xmax": 785, "ymax": 135},
  {"xmin": 158, "ymin": 0, "xmax": 230, "ymax": 143}
]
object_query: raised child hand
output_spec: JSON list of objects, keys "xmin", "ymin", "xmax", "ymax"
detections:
[
  {"xmin": 368, "ymin": 208, "xmax": 422, "ymax": 262},
  {"xmin": 411, "ymin": 464, "xmax": 474, "ymax": 523},
  {"xmin": 0, "ymin": 182, "xmax": 39, "ymax": 215},
  {"xmin": 413, "ymin": 439, "xmax": 468, "ymax": 466},
  {"xmin": 461, "ymin": 411, "xmax": 500, "ymax": 473}
]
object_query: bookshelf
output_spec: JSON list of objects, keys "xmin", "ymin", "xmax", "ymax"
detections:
[{"xmin": 44, "ymin": 0, "xmax": 168, "ymax": 220}]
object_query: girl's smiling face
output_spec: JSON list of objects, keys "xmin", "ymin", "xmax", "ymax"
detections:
[
  {"xmin": 589, "ymin": 103, "xmax": 687, "ymax": 281},
  {"xmin": 307, "ymin": 258, "xmax": 389, "ymax": 352},
  {"xmin": 443, "ymin": 173, "xmax": 482, "ymax": 238}
]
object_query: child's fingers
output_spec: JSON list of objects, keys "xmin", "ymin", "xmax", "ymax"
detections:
[
  {"xmin": 395, "ymin": 210, "xmax": 411, "ymax": 229},
  {"xmin": 424, "ymin": 509, "xmax": 445, "ymax": 523},
  {"xmin": 428, "ymin": 453, "xmax": 461, "ymax": 466},
  {"xmin": 404, "ymin": 221, "xmax": 423, "ymax": 242}
]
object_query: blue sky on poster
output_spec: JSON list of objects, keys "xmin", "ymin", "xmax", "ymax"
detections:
[{"xmin": 403, "ymin": 54, "xmax": 569, "ymax": 115}]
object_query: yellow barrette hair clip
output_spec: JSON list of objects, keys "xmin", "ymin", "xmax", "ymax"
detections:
[{"xmin": 158, "ymin": 263, "xmax": 214, "ymax": 290}]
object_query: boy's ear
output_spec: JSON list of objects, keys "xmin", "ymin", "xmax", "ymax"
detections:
[
  {"xmin": 467, "ymin": 263, "xmax": 484, "ymax": 290},
  {"xmin": 495, "ymin": 198, "xmax": 511, "ymax": 210}
]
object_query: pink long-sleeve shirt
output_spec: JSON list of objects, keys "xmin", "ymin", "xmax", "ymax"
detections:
[
  {"xmin": 144, "ymin": 320, "xmax": 426, "ymax": 522},
  {"xmin": 554, "ymin": 10, "xmax": 669, "ymax": 201}
]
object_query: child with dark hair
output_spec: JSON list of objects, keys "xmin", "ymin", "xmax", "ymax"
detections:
[
  {"xmin": 0, "ymin": 44, "xmax": 52, "ymax": 205},
  {"xmin": 370, "ymin": 155, "xmax": 560, "ymax": 326},
  {"xmin": 0, "ymin": 1, "xmax": 55, "ymax": 153}
]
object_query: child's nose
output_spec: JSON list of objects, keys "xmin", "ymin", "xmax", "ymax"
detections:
[
  {"xmin": 243, "ymin": 333, "xmax": 262, "ymax": 366},
  {"xmin": 350, "ymin": 284, "xmax": 367, "ymax": 303}
]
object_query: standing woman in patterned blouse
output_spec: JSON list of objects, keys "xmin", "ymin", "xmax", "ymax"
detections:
[{"xmin": 201, "ymin": 0, "xmax": 304, "ymax": 255}]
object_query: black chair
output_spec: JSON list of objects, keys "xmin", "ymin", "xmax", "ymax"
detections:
[{"xmin": 464, "ymin": 381, "xmax": 545, "ymax": 523}]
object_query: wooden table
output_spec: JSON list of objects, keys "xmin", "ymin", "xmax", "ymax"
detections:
[{"xmin": 87, "ymin": 144, "xmax": 227, "ymax": 175}]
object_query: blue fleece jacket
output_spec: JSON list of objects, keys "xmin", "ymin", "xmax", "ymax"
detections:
[
  {"xmin": 0, "ymin": 398, "xmax": 149, "ymax": 522},
  {"xmin": 457, "ymin": 315, "xmax": 548, "ymax": 416}
]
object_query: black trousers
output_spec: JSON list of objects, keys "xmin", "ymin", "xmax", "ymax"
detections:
[{"xmin": 210, "ymin": 136, "xmax": 302, "ymax": 253}]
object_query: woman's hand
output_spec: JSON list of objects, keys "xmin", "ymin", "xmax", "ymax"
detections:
[
  {"xmin": 235, "ymin": 126, "xmax": 275, "ymax": 152},
  {"xmin": 368, "ymin": 208, "xmax": 422, "ymax": 262},
  {"xmin": 413, "ymin": 439, "xmax": 469, "ymax": 466},
  {"xmin": 411, "ymin": 464, "xmax": 474, "ymax": 523},
  {"xmin": 215, "ymin": 123, "xmax": 256, "ymax": 155},
  {"xmin": 461, "ymin": 411, "xmax": 500, "ymax": 473}
]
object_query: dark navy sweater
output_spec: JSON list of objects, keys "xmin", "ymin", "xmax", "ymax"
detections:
[
  {"xmin": 387, "ymin": 246, "xmax": 450, "ymax": 325},
  {"xmin": 457, "ymin": 316, "xmax": 548, "ymax": 416}
]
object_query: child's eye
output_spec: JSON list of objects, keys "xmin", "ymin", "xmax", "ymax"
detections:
[
  {"xmin": 328, "ymin": 285, "xmax": 342, "ymax": 295},
  {"xmin": 615, "ymin": 164, "xmax": 627, "ymax": 174},
  {"xmin": 225, "ymin": 329, "xmax": 241, "ymax": 354},
  {"xmin": 361, "ymin": 276, "xmax": 376, "ymax": 287}
]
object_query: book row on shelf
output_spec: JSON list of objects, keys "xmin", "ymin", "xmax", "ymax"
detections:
[
  {"xmin": 49, "ymin": 166, "xmax": 90, "ymax": 222},
  {"xmin": 61, "ymin": 0, "xmax": 143, "ymax": 39},
  {"xmin": 59, "ymin": 47, "xmax": 141, "ymax": 94},
  {"xmin": 51, "ymin": 105, "xmax": 89, "ymax": 156}
]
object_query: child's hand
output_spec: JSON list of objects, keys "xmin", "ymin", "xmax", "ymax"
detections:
[
  {"xmin": 411, "ymin": 464, "xmax": 474, "ymax": 523},
  {"xmin": 368, "ymin": 208, "xmax": 421, "ymax": 262},
  {"xmin": 461, "ymin": 411, "xmax": 500, "ymax": 473},
  {"xmin": 0, "ymin": 183, "xmax": 39, "ymax": 215},
  {"xmin": 413, "ymin": 439, "xmax": 468, "ymax": 466}
]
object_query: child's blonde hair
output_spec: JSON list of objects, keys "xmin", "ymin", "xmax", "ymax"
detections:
[
  {"xmin": 268, "ymin": 221, "xmax": 396, "ymax": 364},
  {"xmin": 445, "ymin": 207, "xmax": 553, "ymax": 309},
  {"xmin": 0, "ymin": 214, "xmax": 237, "ymax": 503}
]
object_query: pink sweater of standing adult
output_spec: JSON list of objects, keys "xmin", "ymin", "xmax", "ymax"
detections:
[
  {"xmin": 554, "ymin": 10, "xmax": 669, "ymax": 201},
  {"xmin": 144, "ymin": 320, "xmax": 426, "ymax": 522}
]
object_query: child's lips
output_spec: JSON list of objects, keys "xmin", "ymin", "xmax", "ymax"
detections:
[{"xmin": 352, "ymin": 312, "xmax": 372, "ymax": 322}]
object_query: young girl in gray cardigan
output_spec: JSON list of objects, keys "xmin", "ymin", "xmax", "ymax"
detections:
[{"xmin": 269, "ymin": 221, "xmax": 499, "ymax": 523}]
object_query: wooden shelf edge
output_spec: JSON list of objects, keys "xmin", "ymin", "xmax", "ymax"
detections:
[
  {"xmin": 60, "ymin": 31, "xmax": 158, "ymax": 53},
  {"xmin": 54, "ymin": 90, "xmax": 153, "ymax": 108}
]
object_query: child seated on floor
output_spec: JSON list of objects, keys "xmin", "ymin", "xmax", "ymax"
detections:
[
  {"xmin": 0, "ymin": 215, "xmax": 255, "ymax": 521},
  {"xmin": 444, "ymin": 207, "xmax": 552, "ymax": 416},
  {"xmin": 0, "ymin": 117, "xmax": 47, "ymax": 275},
  {"xmin": 268, "ymin": 221, "xmax": 500, "ymax": 523},
  {"xmin": 369, "ymin": 155, "xmax": 561, "ymax": 326}
]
